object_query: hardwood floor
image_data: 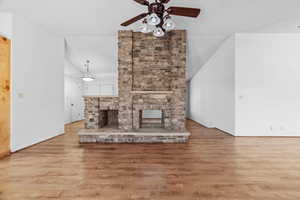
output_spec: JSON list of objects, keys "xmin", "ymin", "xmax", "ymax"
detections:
[{"xmin": 1, "ymin": 120, "xmax": 300, "ymax": 200}]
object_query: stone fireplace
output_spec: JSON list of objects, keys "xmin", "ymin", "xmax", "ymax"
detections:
[{"xmin": 79, "ymin": 30, "xmax": 190, "ymax": 143}]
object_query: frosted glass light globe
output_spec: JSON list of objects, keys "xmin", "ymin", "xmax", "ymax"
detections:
[
  {"xmin": 147, "ymin": 13, "xmax": 161, "ymax": 26},
  {"xmin": 153, "ymin": 27, "xmax": 165, "ymax": 37},
  {"xmin": 139, "ymin": 22, "xmax": 152, "ymax": 33},
  {"xmin": 163, "ymin": 18, "xmax": 175, "ymax": 31}
]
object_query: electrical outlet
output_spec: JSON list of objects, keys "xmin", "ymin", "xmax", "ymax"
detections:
[{"xmin": 269, "ymin": 126, "xmax": 273, "ymax": 132}]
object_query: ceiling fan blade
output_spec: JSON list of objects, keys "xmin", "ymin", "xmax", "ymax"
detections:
[
  {"xmin": 121, "ymin": 13, "xmax": 148, "ymax": 26},
  {"xmin": 167, "ymin": 7, "xmax": 201, "ymax": 18},
  {"xmin": 160, "ymin": 0, "xmax": 171, "ymax": 3},
  {"xmin": 133, "ymin": 0, "xmax": 149, "ymax": 6}
]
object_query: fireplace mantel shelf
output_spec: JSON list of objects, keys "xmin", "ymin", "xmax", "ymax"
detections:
[
  {"xmin": 131, "ymin": 91, "xmax": 174, "ymax": 94},
  {"xmin": 83, "ymin": 95, "xmax": 118, "ymax": 98}
]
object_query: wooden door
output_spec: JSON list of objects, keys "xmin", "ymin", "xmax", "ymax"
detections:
[{"xmin": 0, "ymin": 36, "xmax": 11, "ymax": 158}]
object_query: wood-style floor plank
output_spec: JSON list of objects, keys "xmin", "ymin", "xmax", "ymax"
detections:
[{"xmin": 0, "ymin": 120, "xmax": 300, "ymax": 200}]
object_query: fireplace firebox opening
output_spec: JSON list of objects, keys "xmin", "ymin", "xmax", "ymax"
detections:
[
  {"xmin": 140, "ymin": 110, "xmax": 163, "ymax": 128},
  {"xmin": 99, "ymin": 110, "xmax": 119, "ymax": 128}
]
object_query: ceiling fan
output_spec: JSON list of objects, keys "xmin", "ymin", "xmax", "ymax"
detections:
[{"xmin": 120, "ymin": 0, "xmax": 201, "ymax": 37}]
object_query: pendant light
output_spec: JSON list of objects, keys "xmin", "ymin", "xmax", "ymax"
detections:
[{"xmin": 81, "ymin": 60, "xmax": 95, "ymax": 82}]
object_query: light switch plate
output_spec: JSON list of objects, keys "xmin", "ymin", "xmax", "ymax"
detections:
[{"xmin": 18, "ymin": 93, "xmax": 24, "ymax": 98}]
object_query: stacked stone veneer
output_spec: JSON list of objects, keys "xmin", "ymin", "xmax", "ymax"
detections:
[
  {"xmin": 132, "ymin": 33, "xmax": 171, "ymax": 91},
  {"xmin": 84, "ymin": 30, "xmax": 187, "ymax": 132}
]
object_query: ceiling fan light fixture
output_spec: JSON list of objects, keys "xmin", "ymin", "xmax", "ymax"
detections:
[
  {"xmin": 139, "ymin": 20, "xmax": 152, "ymax": 33},
  {"xmin": 120, "ymin": 0, "xmax": 201, "ymax": 37},
  {"xmin": 163, "ymin": 17, "xmax": 175, "ymax": 31},
  {"xmin": 153, "ymin": 27, "xmax": 165, "ymax": 37},
  {"xmin": 147, "ymin": 13, "xmax": 161, "ymax": 26}
]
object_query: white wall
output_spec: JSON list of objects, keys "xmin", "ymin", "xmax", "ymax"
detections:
[
  {"xmin": 235, "ymin": 34, "xmax": 300, "ymax": 136},
  {"xmin": 189, "ymin": 36, "xmax": 235, "ymax": 135},
  {"xmin": 0, "ymin": 12, "xmax": 13, "ymax": 39},
  {"xmin": 189, "ymin": 33, "xmax": 300, "ymax": 136},
  {"xmin": 11, "ymin": 15, "xmax": 64, "ymax": 152}
]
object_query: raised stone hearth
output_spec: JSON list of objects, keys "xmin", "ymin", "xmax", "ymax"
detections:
[
  {"xmin": 79, "ymin": 30, "xmax": 189, "ymax": 143},
  {"xmin": 79, "ymin": 129, "xmax": 190, "ymax": 143}
]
